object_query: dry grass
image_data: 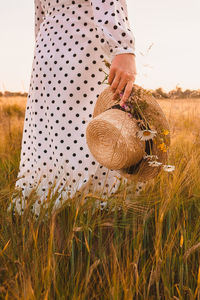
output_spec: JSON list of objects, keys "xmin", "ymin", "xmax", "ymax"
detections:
[{"xmin": 0, "ymin": 96, "xmax": 200, "ymax": 299}]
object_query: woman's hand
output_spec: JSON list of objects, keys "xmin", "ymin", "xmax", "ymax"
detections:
[{"xmin": 108, "ymin": 53, "xmax": 137, "ymax": 107}]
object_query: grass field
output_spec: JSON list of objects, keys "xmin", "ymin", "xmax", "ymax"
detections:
[{"xmin": 0, "ymin": 96, "xmax": 200, "ymax": 299}]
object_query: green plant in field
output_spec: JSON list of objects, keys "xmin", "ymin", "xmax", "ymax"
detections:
[{"xmin": 0, "ymin": 96, "xmax": 200, "ymax": 299}]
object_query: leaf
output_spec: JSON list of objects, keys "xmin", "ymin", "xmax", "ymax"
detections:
[{"xmin": 0, "ymin": 240, "xmax": 11, "ymax": 256}]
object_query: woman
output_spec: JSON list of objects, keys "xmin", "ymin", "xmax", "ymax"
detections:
[{"xmin": 10, "ymin": 0, "xmax": 138, "ymax": 217}]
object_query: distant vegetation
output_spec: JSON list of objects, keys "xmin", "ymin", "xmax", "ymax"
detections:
[
  {"xmin": 0, "ymin": 91, "xmax": 28, "ymax": 97},
  {"xmin": 151, "ymin": 87, "xmax": 200, "ymax": 99},
  {"xmin": 1, "ymin": 87, "xmax": 200, "ymax": 99}
]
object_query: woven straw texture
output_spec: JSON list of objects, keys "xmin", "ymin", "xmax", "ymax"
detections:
[
  {"xmin": 87, "ymin": 84, "xmax": 170, "ymax": 181},
  {"xmin": 86, "ymin": 109, "xmax": 145, "ymax": 169}
]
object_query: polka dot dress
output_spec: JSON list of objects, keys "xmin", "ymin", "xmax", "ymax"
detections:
[{"xmin": 9, "ymin": 0, "xmax": 138, "ymax": 216}]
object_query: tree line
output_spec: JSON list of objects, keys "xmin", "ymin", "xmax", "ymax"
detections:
[
  {"xmin": 0, "ymin": 87, "xmax": 200, "ymax": 99},
  {"xmin": 0, "ymin": 91, "xmax": 28, "ymax": 97},
  {"xmin": 151, "ymin": 87, "xmax": 200, "ymax": 99}
]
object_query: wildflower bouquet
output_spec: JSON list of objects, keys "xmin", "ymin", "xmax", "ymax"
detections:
[{"xmin": 100, "ymin": 59, "xmax": 175, "ymax": 179}]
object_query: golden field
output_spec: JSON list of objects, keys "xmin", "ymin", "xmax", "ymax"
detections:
[{"xmin": 0, "ymin": 96, "xmax": 200, "ymax": 299}]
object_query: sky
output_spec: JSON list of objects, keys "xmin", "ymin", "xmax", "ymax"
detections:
[{"xmin": 0, "ymin": 0, "xmax": 200, "ymax": 92}]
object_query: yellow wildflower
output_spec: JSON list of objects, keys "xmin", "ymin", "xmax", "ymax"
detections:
[
  {"xmin": 158, "ymin": 142, "xmax": 167, "ymax": 152},
  {"xmin": 162, "ymin": 129, "xmax": 169, "ymax": 136}
]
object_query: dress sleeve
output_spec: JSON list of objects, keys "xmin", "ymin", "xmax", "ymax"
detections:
[
  {"xmin": 89, "ymin": 0, "xmax": 135, "ymax": 60},
  {"xmin": 34, "ymin": 0, "xmax": 45, "ymax": 41}
]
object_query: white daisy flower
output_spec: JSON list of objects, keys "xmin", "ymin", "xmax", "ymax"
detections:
[
  {"xmin": 163, "ymin": 165, "xmax": 175, "ymax": 172},
  {"xmin": 143, "ymin": 154, "xmax": 159, "ymax": 160},
  {"xmin": 137, "ymin": 129, "xmax": 157, "ymax": 141},
  {"xmin": 148, "ymin": 161, "xmax": 162, "ymax": 167}
]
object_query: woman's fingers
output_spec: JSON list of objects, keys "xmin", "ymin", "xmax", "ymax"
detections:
[
  {"xmin": 120, "ymin": 80, "xmax": 134, "ymax": 106},
  {"xmin": 113, "ymin": 77, "xmax": 127, "ymax": 97},
  {"xmin": 109, "ymin": 70, "xmax": 135, "ymax": 104},
  {"xmin": 109, "ymin": 72, "xmax": 121, "ymax": 92}
]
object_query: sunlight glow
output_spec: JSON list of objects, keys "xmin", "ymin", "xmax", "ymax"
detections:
[{"xmin": 0, "ymin": 0, "xmax": 199, "ymax": 92}]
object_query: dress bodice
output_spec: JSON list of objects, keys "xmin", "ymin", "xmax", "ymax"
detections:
[{"xmin": 34, "ymin": 0, "xmax": 135, "ymax": 60}]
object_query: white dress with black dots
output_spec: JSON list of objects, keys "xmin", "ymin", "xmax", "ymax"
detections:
[{"xmin": 9, "ymin": 0, "xmax": 140, "ymax": 216}]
